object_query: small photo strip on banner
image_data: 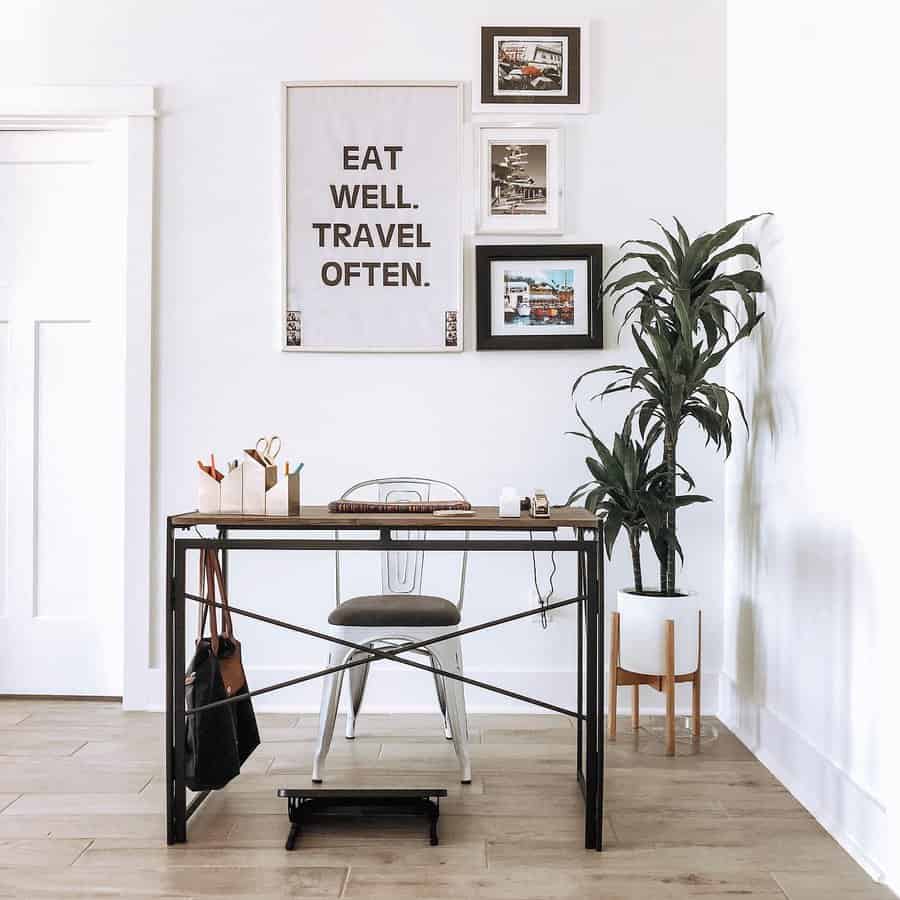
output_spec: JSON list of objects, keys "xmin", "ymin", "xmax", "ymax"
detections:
[
  {"xmin": 286, "ymin": 310, "xmax": 302, "ymax": 347},
  {"xmin": 444, "ymin": 310, "xmax": 458, "ymax": 348}
]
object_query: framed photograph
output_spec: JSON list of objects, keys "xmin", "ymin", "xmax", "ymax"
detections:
[
  {"xmin": 281, "ymin": 81, "xmax": 463, "ymax": 352},
  {"xmin": 476, "ymin": 244, "xmax": 602, "ymax": 351},
  {"xmin": 477, "ymin": 24, "xmax": 589, "ymax": 113},
  {"xmin": 476, "ymin": 125, "xmax": 564, "ymax": 234}
]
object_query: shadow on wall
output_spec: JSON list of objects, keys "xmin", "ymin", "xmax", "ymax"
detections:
[
  {"xmin": 729, "ymin": 214, "xmax": 792, "ymax": 745},
  {"xmin": 729, "ymin": 214, "xmax": 878, "ymax": 788}
]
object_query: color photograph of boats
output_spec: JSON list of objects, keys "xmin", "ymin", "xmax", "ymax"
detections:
[
  {"xmin": 490, "ymin": 143, "xmax": 547, "ymax": 216},
  {"xmin": 502, "ymin": 268, "xmax": 575, "ymax": 326}
]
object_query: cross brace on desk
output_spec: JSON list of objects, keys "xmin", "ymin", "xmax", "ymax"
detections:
[{"xmin": 164, "ymin": 510, "xmax": 604, "ymax": 849}]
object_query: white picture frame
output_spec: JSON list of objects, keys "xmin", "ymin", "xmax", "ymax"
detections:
[
  {"xmin": 474, "ymin": 21, "xmax": 590, "ymax": 115},
  {"xmin": 476, "ymin": 124, "xmax": 564, "ymax": 235},
  {"xmin": 280, "ymin": 81, "xmax": 464, "ymax": 353}
]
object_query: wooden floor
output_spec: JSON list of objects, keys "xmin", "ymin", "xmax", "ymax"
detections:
[{"xmin": 0, "ymin": 700, "xmax": 890, "ymax": 899}]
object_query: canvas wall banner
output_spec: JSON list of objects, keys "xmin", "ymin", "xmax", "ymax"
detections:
[{"xmin": 282, "ymin": 82, "xmax": 463, "ymax": 352}]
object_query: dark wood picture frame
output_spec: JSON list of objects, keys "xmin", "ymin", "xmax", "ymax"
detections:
[
  {"xmin": 480, "ymin": 26, "xmax": 582, "ymax": 107},
  {"xmin": 475, "ymin": 243, "xmax": 603, "ymax": 351}
]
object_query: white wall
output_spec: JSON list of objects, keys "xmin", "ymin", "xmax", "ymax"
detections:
[
  {"xmin": 724, "ymin": 0, "xmax": 898, "ymax": 885},
  {"xmin": 1, "ymin": 0, "xmax": 727, "ymax": 714}
]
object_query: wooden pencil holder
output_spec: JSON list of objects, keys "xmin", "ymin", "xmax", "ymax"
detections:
[
  {"xmin": 608, "ymin": 610, "xmax": 702, "ymax": 757},
  {"xmin": 265, "ymin": 471, "xmax": 301, "ymax": 516}
]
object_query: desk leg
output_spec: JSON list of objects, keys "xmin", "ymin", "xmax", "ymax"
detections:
[
  {"xmin": 172, "ymin": 542, "xmax": 187, "ymax": 843},
  {"xmin": 576, "ymin": 534, "xmax": 584, "ymax": 784},
  {"xmin": 165, "ymin": 520, "xmax": 175, "ymax": 845},
  {"xmin": 595, "ymin": 528, "xmax": 605, "ymax": 850},
  {"xmin": 584, "ymin": 538, "xmax": 600, "ymax": 849}
]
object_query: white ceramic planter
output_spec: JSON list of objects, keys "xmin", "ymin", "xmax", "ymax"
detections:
[{"xmin": 616, "ymin": 589, "xmax": 700, "ymax": 676}]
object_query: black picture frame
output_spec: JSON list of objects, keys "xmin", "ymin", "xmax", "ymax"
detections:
[
  {"xmin": 475, "ymin": 243, "xmax": 603, "ymax": 351},
  {"xmin": 480, "ymin": 26, "xmax": 582, "ymax": 107}
]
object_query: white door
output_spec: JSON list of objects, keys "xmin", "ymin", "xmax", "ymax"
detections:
[{"xmin": 0, "ymin": 129, "xmax": 125, "ymax": 695}]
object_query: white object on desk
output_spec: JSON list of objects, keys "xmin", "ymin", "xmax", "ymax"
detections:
[
  {"xmin": 197, "ymin": 470, "xmax": 221, "ymax": 514},
  {"xmin": 266, "ymin": 469, "xmax": 301, "ymax": 516},
  {"xmin": 499, "ymin": 486, "xmax": 520, "ymax": 518},
  {"xmin": 220, "ymin": 464, "xmax": 243, "ymax": 514},
  {"xmin": 242, "ymin": 449, "xmax": 277, "ymax": 515}
]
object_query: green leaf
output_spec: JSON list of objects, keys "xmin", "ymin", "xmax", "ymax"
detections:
[
  {"xmin": 602, "ymin": 270, "xmax": 658, "ymax": 296},
  {"xmin": 651, "ymin": 219, "xmax": 685, "ymax": 267},
  {"xmin": 603, "ymin": 507, "xmax": 625, "ymax": 560},
  {"xmin": 565, "ymin": 480, "xmax": 596, "ymax": 506},
  {"xmin": 607, "ymin": 252, "xmax": 673, "ymax": 284},
  {"xmin": 673, "ymin": 494, "xmax": 712, "ymax": 507},
  {"xmin": 585, "ymin": 487, "xmax": 605, "ymax": 513},
  {"xmin": 571, "ymin": 365, "xmax": 632, "ymax": 397},
  {"xmin": 705, "ymin": 213, "xmax": 770, "ymax": 257},
  {"xmin": 672, "ymin": 217, "xmax": 691, "ymax": 251},
  {"xmin": 621, "ymin": 238, "xmax": 677, "ymax": 269},
  {"xmin": 638, "ymin": 400, "xmax": 659, "ymax": 436},
  {"xmin": 698, "ymin": 243, "xmax": 761, "ymax": 280}
]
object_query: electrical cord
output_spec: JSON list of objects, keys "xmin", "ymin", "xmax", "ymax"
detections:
[{"xmin": 529, "ymin": 530, "xmax": 557, "ymax": 629}]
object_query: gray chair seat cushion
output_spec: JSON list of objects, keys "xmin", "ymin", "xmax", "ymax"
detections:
[{"xmin": 328, "ymin": 594, "xmax": 461, "ymax": 628}]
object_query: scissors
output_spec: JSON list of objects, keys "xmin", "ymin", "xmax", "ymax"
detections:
[{"xmin": 255, "ymin": 435, "xmax": 282, "ymax": 465}]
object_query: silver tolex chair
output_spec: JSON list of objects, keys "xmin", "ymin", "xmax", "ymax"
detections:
[{"xmin": 312, "ymin": 477, "xmax": 472, "ymax": 784}]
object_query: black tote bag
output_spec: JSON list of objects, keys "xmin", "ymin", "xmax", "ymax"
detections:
[{"xmin": 184, "ymin": 548, "xmax": 260, "ymax": 791}]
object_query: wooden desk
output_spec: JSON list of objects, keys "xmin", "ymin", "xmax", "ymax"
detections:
[
  {"xmin": 164, "ymin": 507, "xmax": 604, "ymax": 849},
  {"xmin": 172, "ymin": 505, "xmax": 596, "ymax": 531}
]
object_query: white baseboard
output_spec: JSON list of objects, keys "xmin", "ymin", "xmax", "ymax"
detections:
[{"xmin": 718, "ymin": 672, "xmax": 888, "ymax": 883}]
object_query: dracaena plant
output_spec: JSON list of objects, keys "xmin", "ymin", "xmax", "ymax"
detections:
[
  {"xmin": 572, "ymin": 214, "xmax": 767, "ymax": 595},
  {"xmin": 566, "ymin": 416, "xmax": 709, "ymax": 593}
]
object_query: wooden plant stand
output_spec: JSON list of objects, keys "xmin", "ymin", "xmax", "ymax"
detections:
[{"xmin": 608, "ymin": 611, "xmax": 701, "ymax": 756}]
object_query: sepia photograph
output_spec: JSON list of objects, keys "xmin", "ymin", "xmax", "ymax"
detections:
[
  {"xmin": 477, "ymin": 125, "xmax": 563, "ymax": 234},
  {"xmin": 479, "ymin": 25, "xmax": 586, "ymax": 110},
  {"xmin": 490, "ymin": 143, "xmax": 547, "ymax": 215}
]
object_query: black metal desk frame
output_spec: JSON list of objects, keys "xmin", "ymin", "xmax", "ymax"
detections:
[{"xmin": 165, "ymin": 515, "xmax": 604, "ymax": 849}]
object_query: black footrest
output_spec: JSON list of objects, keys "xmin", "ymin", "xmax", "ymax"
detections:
[{"xmin": 277, "ymin": 787, "xmax": 448, "ymax": 849}]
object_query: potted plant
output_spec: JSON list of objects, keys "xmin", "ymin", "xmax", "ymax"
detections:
[
  {"xmin": 569, "ymin": 214, "xmax": 766, "ymax": 685},
  {"xmin": 566, "ymin": 418, "xmax": 708, "ymax": 596}
]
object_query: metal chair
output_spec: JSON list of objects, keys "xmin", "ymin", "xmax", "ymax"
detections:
[{"xmin": 311, "ymin": 477, "xmax": 472, "ymax": 784}]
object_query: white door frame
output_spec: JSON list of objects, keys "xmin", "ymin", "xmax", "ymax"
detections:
[{"xmin": 0, "ymin": 86, "xmax": 155, "ymax": 705}]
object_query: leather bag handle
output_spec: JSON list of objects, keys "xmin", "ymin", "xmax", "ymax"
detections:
[
  {"xmin": 207, "ymin": 549, "xmax": 234, "ymax": 640},
  {"xmin": 196, "ymin": 548, "xmax": 220, "ymax": 656}
]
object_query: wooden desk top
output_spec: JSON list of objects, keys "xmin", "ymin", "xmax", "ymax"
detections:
[{"xmin": 170, "ymin": 505, "xmax": 598, "ymax": 531}]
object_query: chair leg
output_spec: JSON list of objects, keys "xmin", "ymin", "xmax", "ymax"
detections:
[
  {"xmin": 632, "ymin": 685, "xmax": 640, "ymax": 731},
  {"xmin": 433, "ymin": 638, "xmax": 471, "ymax": 784},
  {"xmin": 345, "ymin": 649, "xmax": 371, "ymax": 740},
  {"xmin": 312, "ymin": 646, "xmax": 348, "ymax": 783},
  {"xmin": 431, "ymin": 658, "xmax": 452, "ymax": 740}
]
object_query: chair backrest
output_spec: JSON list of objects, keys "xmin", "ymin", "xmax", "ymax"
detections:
[{"xmin": 334, "ymin": 476, "xmax": 469, "ymax": 610}]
